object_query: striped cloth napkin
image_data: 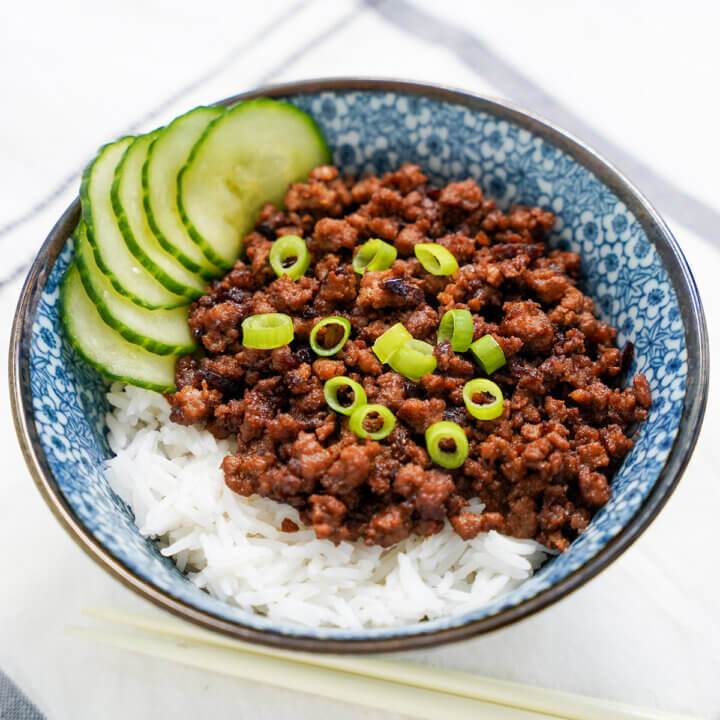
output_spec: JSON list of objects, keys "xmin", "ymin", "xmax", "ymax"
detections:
[{"xmin": 1, "ymin": 1, "xmax": 718, "ymax": 718}]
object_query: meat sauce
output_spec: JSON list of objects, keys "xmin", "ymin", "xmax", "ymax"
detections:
[{"xmin": 168, "ymin": 164, "xmax": 651, "ymax": 551}]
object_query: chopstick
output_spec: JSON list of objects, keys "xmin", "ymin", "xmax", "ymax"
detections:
[
  {"xmin": 68, "ymin": 623, "xmax": 547, "ymax": 720},
  {"xmin": 69, "ymin": 606, "xmax": 697, "ymax": 720}
]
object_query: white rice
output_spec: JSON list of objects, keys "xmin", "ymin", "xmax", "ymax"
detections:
[{"xmin": 105, "ymin": 383, "xmax": 549, "ymax": 629}]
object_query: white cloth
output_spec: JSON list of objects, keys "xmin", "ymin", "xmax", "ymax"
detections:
[{"xmin": 1, "ymin": 1, "xmax": 718, "ymax": 718}]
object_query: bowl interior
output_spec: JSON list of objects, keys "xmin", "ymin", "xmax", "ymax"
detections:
[{"xmin": 28, "ymin": 86, "xmax": 688, "ymax": 643}]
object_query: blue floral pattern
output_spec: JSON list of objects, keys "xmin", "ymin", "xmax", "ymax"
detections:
[{"xmin": 28, "ymin": 90, "xmax": 687, "ymax": 640}]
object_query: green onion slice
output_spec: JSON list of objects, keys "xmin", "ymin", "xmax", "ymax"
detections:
[
  {"xmin": 437, "ymin": 309, "xmax": 474, "ymax": 352},
  {"xmin": 425, "ymin": 421, "xmax": 469, "ymax": 469},
  {"xmin": 388, "ymin": 339, "xmax": 437, "ymax": 382},
  {"xmin": 414, "ymin": 243, "xmax": 459, "ymax": 276},
  {"xmin": 462, "ymin": 378, "xmax": 504, "ymax": 421},
  {"xmin": 470, "ymin": 334, "xmax": 506, "ymax": 374},
  {"xmin": 349, "ymin": 403, "xmax": 396, "ymax": 440},
  {"xmin": 242, "ymin": 313, "xmax": 294, "ymax": 349},
  {"xmin": 309, "ymin": 316, "xmax": 351, "ymax": 357},
  {"xmin": 372, "ymin": 322, "xmax": 413, "ymax": 364},
  {"xmin": 323, "ymin": 376, "xmax": 367, "ymax": 416},
  {"xmin": 269, "ymin": 235, "xmax": 310, "ymax": 280},
  {"xmin": 352, "ymin": 238, "xmax": 397, "ymax": 275}
]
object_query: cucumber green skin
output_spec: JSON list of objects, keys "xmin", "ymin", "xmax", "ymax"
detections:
[
  {"xmin": 177, "ymin": 98, "xmax": 332, "ymax": 270},
  {"xmin": 81, "ymin": 139, "xmax": 188, "ymax": 310},
  {"xmin": 111, "ymin": 132, "xmax": 205, "ymax": 299},
  {"xmin": 60, "ymin": 262, "xmax": 177, "ymax": 393},
  {"xmin": 74, "ymin": 224, "xmax": 196, "ymax": 356},
  {"xmin": 142, "ymin": 107, "xmax": 225, "ymax": 281}
]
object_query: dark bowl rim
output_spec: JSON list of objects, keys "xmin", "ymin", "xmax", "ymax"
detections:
[{"xmin": 9, "ymin": 77, "xmax": 710, "ymax": 654}]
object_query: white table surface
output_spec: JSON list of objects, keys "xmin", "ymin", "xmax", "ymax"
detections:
[{"xmin": 1, "ymin": 2, "xmax": 719, "ymax": 718}]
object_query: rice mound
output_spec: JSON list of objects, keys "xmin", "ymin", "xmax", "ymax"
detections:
[{"xmin": 105, "ymin": 383, "xmax": 549, "ymax": 629}]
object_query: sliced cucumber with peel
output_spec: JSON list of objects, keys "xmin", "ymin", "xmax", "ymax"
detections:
[
  {"xmin": 178, "ymin": 99, "xmax": 331, "ymax": 269},
  {"xmin": 61, "ymin": 263, "xmax": 177, "ymax": 392},
  {"xmin": 75, "ymin": 223, "xmax": 196, "ymax": 356},
  {"xmin": 143, "ymin": 107, "xmax": 225, "ymax": 279},
  {"xmin": 112, "ymin": 132, "xmax": 206, "ymax": 298},
  {"xmin": 81, "ymin": 139, "xmax": 188, "ymax": 310},
  {"xmin": 67, "ymin": 99, "xmax": 331, "ymax": 392}
]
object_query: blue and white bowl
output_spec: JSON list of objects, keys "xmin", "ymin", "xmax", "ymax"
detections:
[{"xmin": 10, "ymin": 79, "xmax": 709, "ymax": 652}]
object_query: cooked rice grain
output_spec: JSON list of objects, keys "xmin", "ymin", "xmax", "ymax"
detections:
[{"xmin": 105, "ymin": 383, "xmax": 549, "ymax": 629}]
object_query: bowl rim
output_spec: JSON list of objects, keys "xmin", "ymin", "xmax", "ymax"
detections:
[{"xmin": 9, "ymin": 77, "xmax": 710, "ymax": 653}]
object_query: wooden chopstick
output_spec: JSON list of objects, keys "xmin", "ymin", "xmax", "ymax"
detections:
[
  {"xmin": 72, "ymin": 607, "xmax": 697, "ymax": 720},
  {"xmin": 68, "ymin": 623, "xmax": 548, "ymax": 720}
]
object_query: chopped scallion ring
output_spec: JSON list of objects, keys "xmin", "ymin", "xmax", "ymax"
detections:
[
  {"xmin": 372, "ymin": 322, "xmax": 413, "ymax": 364},
  {"xmin": 425, "ymin": 421, "xmax": 469, "ymax": 469},
  {"xmin": 269, "ymin": 235, "xmax": 310, "ymax": 280},
  {"xmin": 470, "ymin": 334, "xmax": 506, "ymax": 374},
  {"xmin": 242, "ymin": 313, "xmax": 294, "ymax": 349},
  {"xmin": 309, "ymin": 316, "xmax": 351, "ymax": 357},
  {"xmin": 388, "ymin": 339, "xmax": 437, "ymax": 382},
  {"xmin": 437, "ymin": 309, "xmax": 473, "ymax": 352},
  {"xmin": 462, "ymin": 378, "xmax": 504, "ymax": 421},
  {"xmin": 323, "ymin": 376, "xmax": 367, "ymax": 416},
  {"xmin": 414, "ymin": 243, "xmax": 459, "ymax": 276},
  {"xmin": 349, "ymin": 403, "xmax": 396, "ymax": 440},
  {"xmin": 352, "ymin": 238, "xmax": 397, "ymax": 275}
]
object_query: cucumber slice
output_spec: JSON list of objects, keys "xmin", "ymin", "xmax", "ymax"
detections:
[
  {"xmin": 81, "ymin": 139, "xmax": 187, "ymax": 310},
  {"xmin": 143, "ymin": 107, "xmax": 225, "ymax": 279},
  {"xmin": 112, "ymin": 132, "xmax": 206, "ymax": 298},
  {"xmin": 178, "ymin": 99, "xmax": 331, "ymax": 269},
  {"xmin": 75, "ymin": 223, "xmax": 196, "ymax": 356},
  {"xmin": 61, "ymin": 262, "xmax": 177, "ymax": 392}
]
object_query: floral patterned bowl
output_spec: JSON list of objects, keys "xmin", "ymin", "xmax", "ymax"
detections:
[{"xmin": 10, "ymin": 79, "xmax": 709, "ymax": 652}]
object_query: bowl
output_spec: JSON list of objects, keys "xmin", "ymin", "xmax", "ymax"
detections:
[{"xmin": 9, "ymin": 78, "xmax": 709, "ymax": 653}]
